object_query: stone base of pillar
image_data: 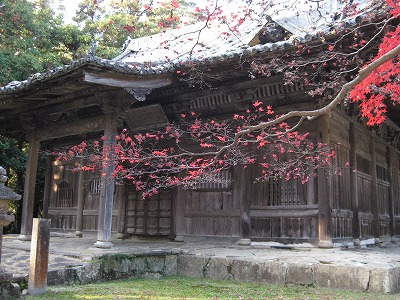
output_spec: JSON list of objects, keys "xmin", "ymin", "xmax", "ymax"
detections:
[
  {"xmin": 318, "ymin": 240, "xmax": 333, "ymax": 249},
  {"xmin": 374, "ymin": 237, "xmax": 381, "ymax": 245},
  {"xmin": 117, "ymin": 233, "xmax": 125, "ymax": 239},
  {"xmin": 391, "ymin": 236, "xmax": 397, "ymax": 244},
  {"xmin": 174, "ymin": 235, "xmax": 184, "ymax": 242},
  {"xmin": 94, "ymin": 241, "xmax": 113, "ymax": 248},
  {"xmin": 18, "ymin": 234, "xmax": 31, "ymax": 241},
  {"xmin": 238, "ymin": 238, "xmax": 251, "ymax": 246},
  {"xmin": 75, "ymin": 231, "xmax": 83, "ymax": 238},
  {"xmin": 353, "ymin": 238, "xmax": 361, "ymax": 247}
]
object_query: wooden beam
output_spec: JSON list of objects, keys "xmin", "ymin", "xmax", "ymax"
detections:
[
  {"xmin": 184, "ymin": 210, "xmax": 240, "ymax": 218},
  {"xmin": 386, "ymin": 146, "xmax": 396, "ymax": 243},
  {"xmin": 83, "ymin": 71, "xmax": 172, "ymax": 89},
  {"xmin": 75, "ymin": 159, "xmax": 86, "ymax": 237},
  {"xmin": 317, "ymin": 114, "xmax": 333, "ymax": 248},
  {"xmin": 250, "ymin": 208, "xmax": 319, "ymax": 218},
  {"xmin": 41, "ymin": 155, "xmax": 53, "ymax": 219},
  {"xmin": 116, "ymin": 184, "xmax": 127, "ymax": 239},
  {"xmin": 19, "ymin": 130, "xmax": 40, "ymax": 240},
  {"xmin": 370, "ymin": 135, "xmax": 379, "ymax": 244},
  {"xmin": 349, "ymin": 122, "xmax": 360, "ymax": 245},
  {"xmin": 94, "ymin": 114, "xmax": 117, "ymax": 248},
  {"xmin": 234, "ymin": 165, "xmax": 252, "ymax": 244},
  {"xmin": 35, "ymin": 115, "xmax": 106, "ymax": 141}
]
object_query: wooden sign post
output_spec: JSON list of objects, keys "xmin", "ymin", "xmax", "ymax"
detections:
[{"xmin": 28, "ymin": 218, "xmax": 51, "ymax": 295}]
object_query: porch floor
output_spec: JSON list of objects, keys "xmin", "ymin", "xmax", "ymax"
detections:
[{"xmin": 1, "ymin": 233, "xmax": 400, "ymax": 293}]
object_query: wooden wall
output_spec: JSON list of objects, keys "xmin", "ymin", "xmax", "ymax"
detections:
[
  {"xmin": 46, "ymin": 108, "xmax": 400, "ymax": 243},
  {"xmin": 48, "ymin": 161, "xmax": 119, "ymax": 232},
  {"xmin": 249, "ymin": 147, "xmax": 318, "ymax": 241},
  {"xmin": 330, "ymin": 110, "xmax": 353, "ymax": 240},
  {"xmin": 330, "ymin": 109, "xmax": 399, "ymax": 241},
  {"xmin": 48, "ymin": 161, "xmax": 79, "ymax": 230},
  {"xmin": 183, "ymin": 189, "xmax": 240, "ymax": 237},
  {"xmin": 125, "ymin": 188, "xmax": 173, "ymax": 236}
]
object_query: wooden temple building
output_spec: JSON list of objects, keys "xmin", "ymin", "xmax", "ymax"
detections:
[{"xmin": 0, "ymin": 0, "xmax": 399, "ymax": 248}]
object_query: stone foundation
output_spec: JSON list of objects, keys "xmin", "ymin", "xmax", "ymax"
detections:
[{"xmin": 6, "ymin": 251, "xmax": 400, "ymax": 294}]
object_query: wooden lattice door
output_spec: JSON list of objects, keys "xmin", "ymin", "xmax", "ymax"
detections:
[{"xmin": 126, "ymin": 190, "xmax": 173, "ymax": 236}]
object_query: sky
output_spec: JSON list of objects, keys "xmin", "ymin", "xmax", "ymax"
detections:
[{"xmin": 52, "ymin": 0, "xmax": 82, "ymax": 24}]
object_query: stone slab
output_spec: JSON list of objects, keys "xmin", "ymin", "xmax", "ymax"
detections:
[{"xmin": 314, "ymin": 264, "xmax": 370, "ymax": 292}]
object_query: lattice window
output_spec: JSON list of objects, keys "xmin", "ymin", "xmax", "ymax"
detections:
[
  {"xmin": 90, "ymin": 178, "xmax": 101, "ymax": 194},
  {"xmin": 266, "ymin": 178, "xmax": 305, "ymax": 206},
  {"xmin": 190, "ymin": 169, "xmax": 233, "ymax": 190},
  {"xmin": 266, "ymin": 179, "xmax": 281, "ymax": 206},
  {"xmin": 254, "ymin": 81, "xmax": 304, "ymax": 98},
  {"xmin": 376, "ymin": 165, "xmax": 389, "ymax": 182},
  {"xmin": 57, "ymin": 181, "xmax": 71, "ymax": 207},
  {"xmin": 189, "ymin": 94, "xmax": 232, "ymax": 110},
  {"xmin": 281, "ymin": 179, "xmax": 305, "ymax": 205},
  {"xmin": 356, "ymin": 154, "xmax": 371, "ymax": 175}
]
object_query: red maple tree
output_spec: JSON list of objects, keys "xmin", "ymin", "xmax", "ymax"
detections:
[{"xmin": 56, "ymin": 0, "xmax": 400, "ymax": 198}]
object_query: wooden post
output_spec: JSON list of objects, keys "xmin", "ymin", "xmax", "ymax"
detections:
[
  {"xmin": 306, "ymin": 170, "xmax": 316, "ymax": 205},
  {"xmin": 42, "ymin": 155, "xmax": 53, "ymax": 219},
  {"xmin": 19, "ymin": 131, "xmax": 40, "ymax": 241},
  {"xmin": 349, "ymin": 123, "xmax": 360, "ymax": 246},
  {"xmin": 94, "ymin": 115, "xmax": 117, "ymax": 248},
  {"xmin": 236, "ymin": 166, "xmax": 252, "ymax": 245},
  {"xmin": 28, "ymin": 218, "xmax": 51, "ymax": 296},
  {"xmin": 116, "ymin": 184, "xmax": 127, "ymax": 239},
  {"xmin": 75, "ymin": 159, "xmax": 86, "ymax": 237},
  {"xmin": 386, "ymin": 147, "xmax": 396, "ymax": 243},
  {"xmin": 173, "ymin": 187, "xmax": 186, "ymax": 242},
  {"xmin": 370, "ymin": 135, "xmax": 380, "ymax": 244},
  {"xmin": 317, "ymin": 114, "xmax": 333, "ymax": 248}
]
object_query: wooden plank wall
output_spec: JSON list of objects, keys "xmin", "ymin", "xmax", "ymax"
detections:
[
  {"xmin": 353, "ymin": 126, "xmax": 374, "ymax": 238},
  {"xmin": 183, "ymin": 190, "xmax": 240, "ymax": 237},
  {"xmin": 48, "ymin": 164, "xmax": 119, "ymax": 232},
  {"xmin": 125, "ymin": 188, "xmax": 172, "ymax": 236},
  {"xmin": 250, "ymin": 163, "xmax": 318, "ymax": 241},
  {"xmin": 330, "ymin": 111, "xmax": 353, "ymax": 240},
  {"xmin": 48, "ymin": 162, "xmax": 79, "ymax": 230},
  {"xmin": 82, "ymin": 172, "xmax": 119, "ymax": 232},
  {"xmin": 375, "ymin": 141, "xmax": 391, "ymax": 237},
  {"xmin": 393, "ymin": 172, "xmax": 400, "ymax": 236},
  {"xmin": 390, "ymin": 150, "xmax": 400, "ymax": 237}
]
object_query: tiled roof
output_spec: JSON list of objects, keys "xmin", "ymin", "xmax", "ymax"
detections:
[
  {"xmin": 0, "ymin": 55, "xmax": 171, "ymax": 96},
  {"xmin": 0, "ymin": 0, "xmax": 375, "ymax": 96},
  {"xmin": 115, "ymin": 0, "xmax": 373, "ymax": 66}
]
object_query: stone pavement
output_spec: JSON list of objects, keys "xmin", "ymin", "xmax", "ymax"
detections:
[{"xmin": 1, "ymin": 233, "xmax": 400, "ymax": 293}]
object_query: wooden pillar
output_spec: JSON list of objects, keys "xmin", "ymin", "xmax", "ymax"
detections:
[
  {"xmin": 173, "ymin": 187, "xmax": 186, "ymax": 242},
  {"xmin": 75, "ymin": 159, "xmax": 86, "ymax": 237},
  {"xmin": 317, "ymin": 114, "xmax": 333, "ymax": 248},
  {"xmin": 349, "ymin": 123, "xmax": 360, "ymax": 246},
  {"xmin": 306, "ymin": 170, "xmax": 316, "ymax": 205},
  {"xmin": 19, "ymin": 130, "xmax": 40, "ymax": 241},
  {"xmin": 28, "ymin": 218, "xmax": 51, "ymax": 295},
  {"xmin": 42, "ymin": 155, "xmax": 53, "ymax": 219},
  {"xmin": 116, "ymin": 183, "xmax": 127, "ymax": 239},
  {"xmin": 386, "ymin": 147, "xmax": 396, "ymax": 243},
  {"xmin": 94, "ymin": 115, "xmax": 117, "ymax": 248},
  {"xmin": 236, "ymin": 166, "xmax": 252, "ymax": 245},
  {"xmin": 370, "ymin": 135, "xmax": 380, "ymax": 244}
]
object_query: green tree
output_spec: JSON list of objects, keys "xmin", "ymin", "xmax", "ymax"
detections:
[
  {"xmin": 0, "ymin": 0, "xmax": 87, "ymax": 85},
  {"xmin": 0, "ymin": 138, "xmax": 47, "ymax": 233},
  {"xmin": 0, "ymin": 138, "xmax": 26, "ymax": 233},
  {"xmin": 73, "ymin": 0, "xmax": 197, "ymax": 58}
]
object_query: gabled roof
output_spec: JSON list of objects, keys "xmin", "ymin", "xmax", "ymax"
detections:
[
  {"xmin": 0, "ymin": 0, "xmax": 377, "ymax": 97},
  {"xmin": 115, "ymin": 0, "xmax": 373, "ymax": 66}
]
